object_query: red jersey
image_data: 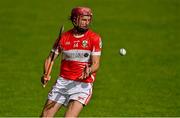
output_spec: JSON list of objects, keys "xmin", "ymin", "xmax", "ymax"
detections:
[{"xmin": 52, "ymin": 29, "xmax": 102, "ymax": 83}]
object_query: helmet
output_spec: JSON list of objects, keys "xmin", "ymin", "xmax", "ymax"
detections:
[
  {"xmin": 70, "ymin": 7, "xmax": 93, "ymax": 33},
  {"xmin": 71, "ymin": 7, "xmax": 93, "ymax": 20}
]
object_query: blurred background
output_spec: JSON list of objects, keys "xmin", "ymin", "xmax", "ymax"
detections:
[{"xmin": 0, "ymin": 0, "xmax": 179, "ymax": 116}]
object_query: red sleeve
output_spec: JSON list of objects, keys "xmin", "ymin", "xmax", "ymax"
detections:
[{"xmin": 92, "ymin": 35, "xmax": 102, "ymax": 55}]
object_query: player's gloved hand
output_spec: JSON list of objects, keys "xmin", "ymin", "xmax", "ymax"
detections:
[{"xmin": 79, "ymin": 65, "xmax": 91, "ymax": 79}]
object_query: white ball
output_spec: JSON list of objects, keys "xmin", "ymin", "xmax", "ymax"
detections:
[{"xmin": 119, "ymin": 48, "xmax": 126, "ymax": 56}]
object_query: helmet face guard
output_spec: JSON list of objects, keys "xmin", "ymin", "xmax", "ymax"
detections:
[{"xmin": 71, "ymin": 7, "xmax": 93, "ymax": 33}]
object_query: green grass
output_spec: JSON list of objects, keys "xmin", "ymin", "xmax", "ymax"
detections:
[{"xmin": 0, "ymin": 0, "xmax": 180, "ymax": 117}]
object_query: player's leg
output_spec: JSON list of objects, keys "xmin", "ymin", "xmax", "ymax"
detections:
[
  {"xmin": 40, "ymin": 99, "xmax": 62, "ymax": 117},
  {"xmin": 64, "ymin": 83, "xmax": 92, "ymax": 117},
  {"xmin": 40, "ymin": 77, "xmax": 67, "ymax": 117},
  {"xmin": 64, "ymin": 100, "xmax": 83, "ymax": 117}
]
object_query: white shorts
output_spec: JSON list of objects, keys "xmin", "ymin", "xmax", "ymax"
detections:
[{"xmin": 48, "ymin": 77, "xmax": 93, "ymax": 106}]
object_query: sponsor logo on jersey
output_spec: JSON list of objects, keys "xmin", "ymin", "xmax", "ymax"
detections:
[
  {"xmin": 64, "ymin": 52, "xmax": 89, "ymax": 58},
  {"xmin": 62, "ymin": 50, "xmax": 91, "ymax": 62},
  {"xmin": 84, "ymin": 53, "xmax": 89, "ymax": 57}
]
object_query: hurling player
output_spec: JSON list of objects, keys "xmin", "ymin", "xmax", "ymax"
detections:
[{"xmin": 41, "ymin": 6, "xmax": 102, "ymax": 117}]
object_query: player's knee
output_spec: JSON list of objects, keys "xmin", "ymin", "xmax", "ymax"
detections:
[
  {"xmin": 41, "ymin": 108, "xmax": 53, "ymax": 117},
  {"xmin": 64, "ymin": 102, "xmax": 83, "ymax": 117},
  {"xmin": 41, "ymin": 103, "xmax": 56, "ymax": 117},
  {"xmin": 65, "ymin": 111, "xmax": 78, "ymax": 117},
  {"xmin": 41, "ymin": 108, "xmax": 49, "ymax": 117}
]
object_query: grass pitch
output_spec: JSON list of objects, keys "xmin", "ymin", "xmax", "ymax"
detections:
[{"xmin": 0, "ymin": 0, "xmax": 179, "ymax": 116}]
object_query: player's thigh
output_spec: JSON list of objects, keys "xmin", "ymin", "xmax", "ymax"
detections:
[
  {"xmin": 43, "ymin": 99, "xmax": 62, "ymax": 112},
  {"xmin": 65, "ymin": 100, "xmax": 83, "ymax": 117}
]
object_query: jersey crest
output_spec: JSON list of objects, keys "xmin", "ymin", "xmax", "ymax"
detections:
[{"xmin": 82, "ymin": 40, "xmax": 88, "ymax": 48}]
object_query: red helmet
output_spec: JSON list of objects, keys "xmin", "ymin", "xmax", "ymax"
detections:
[
  {"xmin": 71, "ymin": 7, "xmax": 93, "ymax": 33},
  {"xmin": 71, "ymin": 7, "xmax": 93, "ymax": 21}
]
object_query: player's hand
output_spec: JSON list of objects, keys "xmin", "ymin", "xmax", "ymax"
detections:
[
  {"xmin": 79, "ymin": 65, "xmax": 91, "ymax": 80},
  {"xmin": 41, "ymin": 74, "xmax": 51, "ymax": 87}
]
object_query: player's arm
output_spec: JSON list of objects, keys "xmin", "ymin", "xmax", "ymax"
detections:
[
  {"xmin": 79, "ymin": 55, "xmax": 101, "ymax": 79},
  {"xmin": 43, "ymin": 51, "xmax": 59, "ymax": 76},
  {"xmin": 41, "ymin": 25, "xmax": 64, "ymax": 87},
  {"xmin": 86, "ymin": 55, "xmax": 101, "ymax": 78},
  {"xmin": 41, "ymin": 50, "xmax": 60, "ymax": 85},
  {"xmin": 80, "ymin": 36, "xmax": 102, "ymax": 79},
  {"xmin": 90, "ymin": 55, "xmax": 100, "ymax": 73}
]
